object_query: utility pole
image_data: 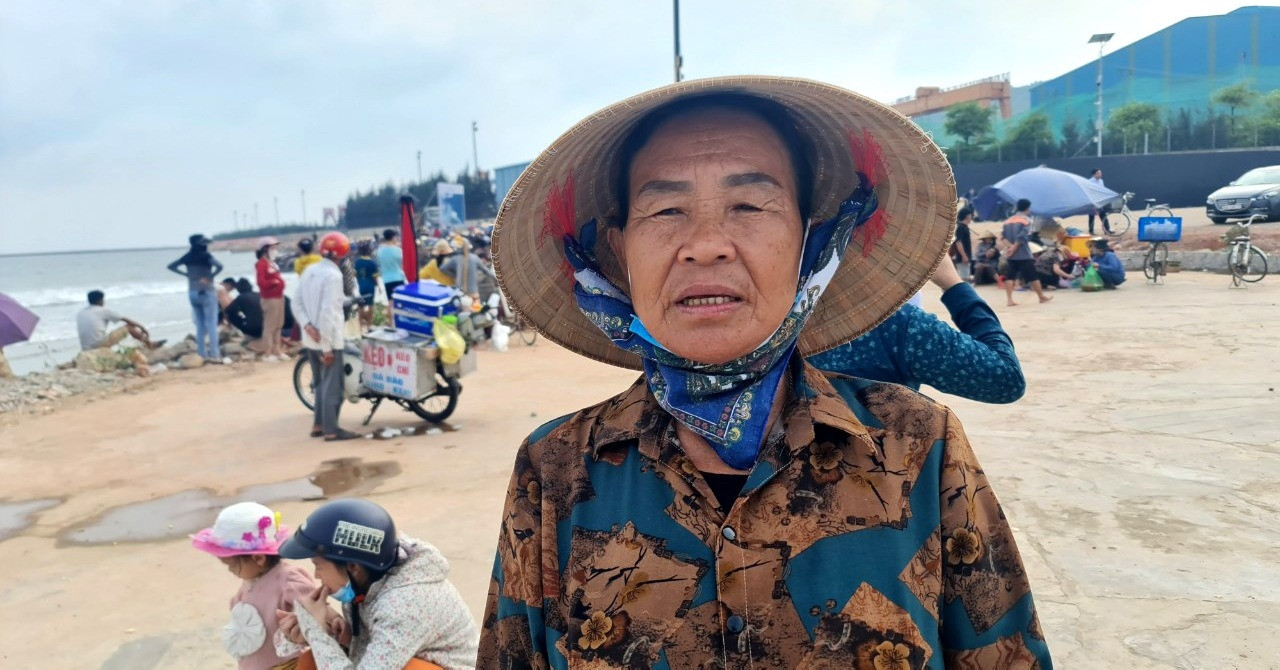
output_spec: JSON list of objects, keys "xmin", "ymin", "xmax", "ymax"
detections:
[
  {"xmin": 417, "ymin": 150, "xmax": 423, "ymax": 183},
  {"xmin": 673, "ymin": 0, "xmax": 683, "ymax": 82},
  {"xmin": 301, "ymin": 189, "xmax": 308, "ymax": 226},
  {"xmin": 471, "ymin": 122, "xmax": 479, "ymax": 178},
  {"xmin": 233, "ymin": 209, "xmax": 238, "ymax": 231},
  {"xmin": 253, "ymin": 202, "xmax": 259, "ymax": 228},
  {"xmin": 274, "ymin": 196, "xmax": 280, "ymax": 226},
  {"xmin": 1089, "ymin": 33, "xmax": 1114, "ymax": 158}
]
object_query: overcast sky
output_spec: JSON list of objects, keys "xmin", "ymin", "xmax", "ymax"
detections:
[{"xmin": 0, "ymin": 0, "xmax": 1252, "ymax": 254}]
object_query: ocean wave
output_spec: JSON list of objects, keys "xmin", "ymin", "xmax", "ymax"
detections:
[{"xmin": 8, "ymin": 281, "xmax": 188, "ymax": 308}]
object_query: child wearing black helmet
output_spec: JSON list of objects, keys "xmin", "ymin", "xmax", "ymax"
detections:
[{"xmin": 277, "ymin": 498, "xmax": 478, "ymax": 669}]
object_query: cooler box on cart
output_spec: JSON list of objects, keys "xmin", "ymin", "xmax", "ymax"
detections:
[
  {"xmin": 391, "ymin": 281, "xmax": 458, "ymax": 337},
  {"xmin": 359, "ymin": 328, "xmax": 478, "ymax": 401},
  {"xmin": 360, "ymin": 329, "xmax": 441, "ymax": 400}
]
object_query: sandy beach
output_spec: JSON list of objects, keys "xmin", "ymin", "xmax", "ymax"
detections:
[{"xmin": 2, "ymin": 272, "xmax": 1279, "ymax": 668}]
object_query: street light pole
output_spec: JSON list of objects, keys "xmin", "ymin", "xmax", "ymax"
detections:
[
  {"xmin": 1089, "ymin": 32, "xmax": 1114, "ymax": 158},
  {"xmin": 301, "ymin": 189, "xmax": 308, "ymax": 226},
  {"xmin": 673, "ymin": 0, "xmax": 683, "ymax": 83},
  {"xmin": 417, "ymin": 150, "xmax": 423, "ymax": 183},
  {"xmin": 274, "ymin": 196, "xmax": 280, "ymax": 226},
  {"xmin": 471, "ymin": 122, "xmax": 479, "ymax": 178}
]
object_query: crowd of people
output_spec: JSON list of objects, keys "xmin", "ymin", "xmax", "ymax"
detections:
[{"xmin": 953, "ymin": 197, "xmax": 1127, "ymax": 305}]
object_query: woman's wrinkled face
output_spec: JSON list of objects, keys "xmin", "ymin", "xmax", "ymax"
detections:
[{"xmin": 610, "ymin": 109, "xmax": 804, "ymax": 365}]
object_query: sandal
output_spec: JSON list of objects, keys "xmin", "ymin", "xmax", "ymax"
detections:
[
  {"xmin": 324, "ymin": 429, "xmax": 363, "ymax": 442},
  {"xmin": 310, "ymin": 428, "xmax": 324, "ymax": 438}
]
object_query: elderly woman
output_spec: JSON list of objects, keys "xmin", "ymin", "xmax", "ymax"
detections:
[{"xmin": 480, "ymin": 78, "xmax": 1051, "ymax": 667}]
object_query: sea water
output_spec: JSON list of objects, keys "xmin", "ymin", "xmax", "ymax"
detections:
[{"xmin": 2, "ymin": 248, "xmax": 272, "ymax": 375}]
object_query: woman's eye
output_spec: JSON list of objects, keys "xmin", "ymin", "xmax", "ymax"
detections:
[
  {"xmin": 655, "ymin": 208, "xmax": 683, "ymax": 217},
  {"xmin": 733, "ymin": 203, "xmax": 763, "ymax": 213}
]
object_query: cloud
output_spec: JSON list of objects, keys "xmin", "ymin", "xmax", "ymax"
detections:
[{"xmin": 0, "ymin": 0, "xmax": 1251, "ymax": 254}]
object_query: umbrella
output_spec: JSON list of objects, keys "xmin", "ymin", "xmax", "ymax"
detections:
[
  {"xmin": 0, "ymin": 292, "xmax": 39, "ymax": 348},
  {"xmin": 971, "ymin": 166, "xmax": 1120, "ymax": 220}
]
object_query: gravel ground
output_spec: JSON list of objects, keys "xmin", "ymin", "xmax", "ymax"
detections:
[{"xmin": 0, "ymin": 368, "xmax": 152, "ymax": 418}]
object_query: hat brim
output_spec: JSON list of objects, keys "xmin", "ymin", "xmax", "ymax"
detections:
[
  {"xmin": 277, "ymin": 533, "xmax": 321, "ymax": 560},
  {"xmin": 190, "ymin": 527, "xmax": 290, "ymax": 558},
  {"xmin": 493, "ymin": 75, "xmax": 956, "ymax": 370}
]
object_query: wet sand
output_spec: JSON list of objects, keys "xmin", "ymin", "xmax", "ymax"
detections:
[{"xmin": 2, "ymin": 272, "xmax": 1278, "ymax": 668}]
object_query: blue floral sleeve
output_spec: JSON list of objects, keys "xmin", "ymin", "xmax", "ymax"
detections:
[
  {"xmin": 902, "ymin": 283, "xmax": 1024, "ymax": 403},
  {"xmin": 809, "ymin": 284, "xmax": 1024, "ymax": 404}
]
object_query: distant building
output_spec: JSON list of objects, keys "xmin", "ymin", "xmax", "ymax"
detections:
[
  {"xmin": 902, "ymin": 6, "xmax": 1280, "ymax": 146},
  {"xmin": 493, "ymin": 161, "xmax": 532, "ymax": 210}
]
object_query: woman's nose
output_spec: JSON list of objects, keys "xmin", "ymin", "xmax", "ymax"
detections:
[{"xmin": 679, "ymin": 208, "xmax": 737, "ymax": 265}]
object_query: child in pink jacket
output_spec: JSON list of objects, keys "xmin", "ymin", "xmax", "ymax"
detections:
[{"xmin": 193, "ymin": 502, "xmax": 316, "ymax": 670}]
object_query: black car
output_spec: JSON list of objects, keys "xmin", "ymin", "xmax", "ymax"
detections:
[{"xmin": 1206, "ymin": 165, "xmax": 1280, "ymax": 224}]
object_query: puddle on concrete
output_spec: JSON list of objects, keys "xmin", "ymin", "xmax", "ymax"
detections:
[
  {"xmin": 57, "ymin": 458, "xmax": 401, "ymax": 546},
  {"xmin": 0, "ymin": 498, "xmax": 62, "ymax": 542}
]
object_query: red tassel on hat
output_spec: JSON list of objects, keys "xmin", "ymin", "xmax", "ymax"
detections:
[
  {"xmin": 847, "ymin": 129, "xmax": 891, "ymax": 256},
  {"xmin": 538, "ymin": 173, "xmax": 577, "ymax": 249}
]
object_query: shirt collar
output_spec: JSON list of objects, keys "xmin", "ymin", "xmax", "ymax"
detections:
[{"xmin": 588, "ymin": 359, "xmax": 870, "ymax": 463}]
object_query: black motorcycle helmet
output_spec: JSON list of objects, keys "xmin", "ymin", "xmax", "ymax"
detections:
[{"xmin": 279, "ymin": 498, "xmax": 398, "ymax": 571}]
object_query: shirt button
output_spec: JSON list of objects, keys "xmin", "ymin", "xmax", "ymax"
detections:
[
  {"xmin": 721, "ymin": 526, "xmax": 737, "ymax": 542},
  {"xmin": 726, "ymin": 615, "xmax": 745, "ymax": 633}
]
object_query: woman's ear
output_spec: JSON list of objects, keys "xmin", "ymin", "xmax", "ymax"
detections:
[{"xmin": 606, "ymin": 225, "xmax": 628, "ymax": 278}]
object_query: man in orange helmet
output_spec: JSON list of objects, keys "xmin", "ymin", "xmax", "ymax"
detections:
[{"xmin": 292, "ymin": 232, "xmax": 361, "ymax": 441}]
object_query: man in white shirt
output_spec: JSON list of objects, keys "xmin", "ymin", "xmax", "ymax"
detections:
[
  {"xmin": 1087, "ymin": 168, "xmax": 1110, "ymax": 235},
  {"xmin": 76, "ymin": 290, "xmax": 161, "ymax": 351},
  {"xmin": 292, "ymin": 232, "xmax": 361, "ymax": 441}
]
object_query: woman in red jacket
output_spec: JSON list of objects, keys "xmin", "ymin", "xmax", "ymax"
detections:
[{"xmin": 255, "ymin": 237, "xmax": 288, "ymax": 362}]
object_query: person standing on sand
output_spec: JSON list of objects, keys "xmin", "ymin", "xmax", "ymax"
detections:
[
  {"xmin": 255, "ymin": 237, "xmax": 288, "ymax": 362},
  {"xmin": 292, "ymin": 232, "xmax": 361, "ymax": 442},
  {"xmin": 294, "ymin": 238, "xmax": 322, "ymax": 277},
  {"xmin": 353, "ymin": 241, "xmax": 380, "ymax": 331},
  {"xmin": 1001, "ymin": 199, "xmax": 1052, "ymax": 307},
  {"xmin": 478, "ymin": 77, "xmax": 1051, "ymax": 666},
  {"xmin": 1087, "ymin": 168, "xmax": 1110, "ymax": 235},
  {"xmin": 167, "ymin": 233, "xmax": 226, "ymax": 361}
]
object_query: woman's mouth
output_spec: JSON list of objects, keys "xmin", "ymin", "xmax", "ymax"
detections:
[{"xmin": 679, "ymin": 295, "xmax": 740, "ymax": 307}]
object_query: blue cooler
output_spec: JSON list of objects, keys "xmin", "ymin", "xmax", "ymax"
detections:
[
  {"xmin": 1137, "ymin": 216, "xmax": 1183, "ymax": 242},
  {"xmin": 392, "ymin": 281, "xmax": 458, "ymax": 337}
]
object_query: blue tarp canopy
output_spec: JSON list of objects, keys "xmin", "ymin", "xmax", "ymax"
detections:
[{"xmin": 972, "ymin": 166, "xmax": 1120, "ymax": 219}]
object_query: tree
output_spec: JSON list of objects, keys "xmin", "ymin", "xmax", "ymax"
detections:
[
  {"xmin": 1107, "ymin": 102, "xmax": 1163, "ymax": 153},
  {"xmin": 1257, "ymin": 90, "xmax": 1280, "ymax": 146},
  {"xmin": 1003, "ymin": 112, "xmax": 1054, "ymax": 160},
  {"xmin": 944, "ymin": 102, "xmax": 994, "ymax": 153},
  {"xmin": 1060, "ymin": 118, "xmax": 1083, "ymax": 156},
  {"xmin": 1212, "ymin": 83, "xmax": 1259, "ymax": 136}
]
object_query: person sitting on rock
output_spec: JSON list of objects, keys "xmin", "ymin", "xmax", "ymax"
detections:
[
  {"xmin": 226, "ymin": 278, "xmax": 265, "ymax": 341},
  {"xmin": 76, "ymin": 290, "xmax": 162, "ymax": 352}
]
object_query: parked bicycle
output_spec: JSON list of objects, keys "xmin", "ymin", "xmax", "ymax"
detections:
[
  {"xmin": 1142, "ymin": 240, "xmax": 1169, "ymax": 283},
  {"xmin": 1104, "ymin": 192, "xmax": 1174, "ymax": 237},
  {"xmin": 1138, "ymin": 214, "xmax": 1183, "ymax": 284},
  {"xmin": 1225, "ymin": 214, "xmax": 1268, "ymax": 286}
]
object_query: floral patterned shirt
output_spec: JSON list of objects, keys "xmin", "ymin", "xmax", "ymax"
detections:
[{"xmin": 478, "ymin": 363, "xmax": 1051, "ymax": 668}]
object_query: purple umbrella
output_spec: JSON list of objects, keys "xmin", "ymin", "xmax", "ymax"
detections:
[{"xmin": 0, "ymin": 292, "xmax": 40, "ymax": 348}]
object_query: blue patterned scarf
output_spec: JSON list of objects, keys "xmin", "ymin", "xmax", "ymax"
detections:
[{"xmin": 561, "ymin": 174, "xmax": 884, "ymax": 469}]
